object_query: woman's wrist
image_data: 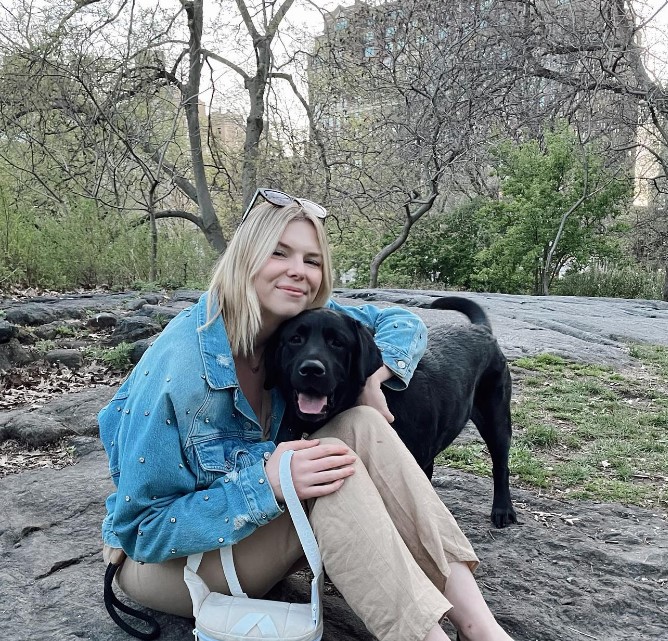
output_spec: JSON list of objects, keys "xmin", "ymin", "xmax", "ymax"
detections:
[{"xmin": 373, "ymin": 364, "xmax": 394, "ymax": 384}]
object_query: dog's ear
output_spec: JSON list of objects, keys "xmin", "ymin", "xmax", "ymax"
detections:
[{"xmin": 350, "ymin": 318, "xmax": 384, "ymax": 384}]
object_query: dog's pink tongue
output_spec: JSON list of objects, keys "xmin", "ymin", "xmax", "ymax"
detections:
[{"xmin": 297, "ymin": 393, "xmax": 328, "ymax": 414}]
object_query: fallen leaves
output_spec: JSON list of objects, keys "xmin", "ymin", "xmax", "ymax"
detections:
[
  {"xmin": 0, "ymin": 438, "xmax": 75, "ymax": 478},
  {"xmin": 530, "ymin": 510, "xmax": 581, "ymax": 527},
  {"xmin": 0, "ymin": 361, "xmax": 126, "ymax": 411}
]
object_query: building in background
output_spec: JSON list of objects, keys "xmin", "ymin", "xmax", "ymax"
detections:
[{"xmin": 198, "ymin": 103, "xmax": 246, "ymax": 149}]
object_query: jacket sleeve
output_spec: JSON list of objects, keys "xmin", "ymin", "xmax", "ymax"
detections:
[
  {"xmin": 98, "ymin": 386, "xmax": 283, "ymax": 564},
  {"xmin": 326, "ymin": 298, "xmax": 428, "ymax": 390}
]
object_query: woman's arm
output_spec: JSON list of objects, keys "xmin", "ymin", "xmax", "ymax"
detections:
[
  {"xmin": 99, "ymin": 387, "xmax": 283, "ymax": 565},
  {"xmin": 326, "ymin": 299, "xmax": 428, "ymax": 390}
]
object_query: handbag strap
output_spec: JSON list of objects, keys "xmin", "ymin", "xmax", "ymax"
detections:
[
  {"xmin": 214, "ymin": 449, "xmax": 322, "ymax": 595},
  {"xmin": 220, "ymin": 546, "xmax": 247, "ymax": 597},
  {"xmin": 278, "ymin": 449, "xmax": 322, "ymax": 579},
  {"xmin": 184, "ymin": 449, "xmax": 323, "ymax": 615}
]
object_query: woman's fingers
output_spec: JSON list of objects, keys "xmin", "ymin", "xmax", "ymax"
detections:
[
  {"xmin": 299, "ymin": 477, "xmax": 347, "ymax": 498},
  {"xmin": 289, "ymin": 445, "xmax": 356, "ymax": 499},
  {"xmin": 281, "ymin": 438, "xmax": 321, "ymax": 451},
  {"xmin": 266, "ymin": 441, "xmax": 357, "ymax": 501}
]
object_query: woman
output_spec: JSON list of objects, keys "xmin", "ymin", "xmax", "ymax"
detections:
[{"xmin": 99, "ymin": 189, "xmax": 514, "ymax": 641}]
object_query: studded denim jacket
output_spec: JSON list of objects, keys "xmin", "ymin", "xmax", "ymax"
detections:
[{"xmin": 99, "ymin": 293, "xmax": 427, "ymax": 564}]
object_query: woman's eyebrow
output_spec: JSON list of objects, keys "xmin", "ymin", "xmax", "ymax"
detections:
[{"xmin": 276, "ymin": 241, "xmax": 323, "ymax": 257}]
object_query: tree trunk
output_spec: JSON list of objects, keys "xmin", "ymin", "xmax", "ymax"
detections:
[
  {"xmin": 241, "ymin": 39, "xmax": 271, "ymax": 209},
  {"xmin": 368, "ymin": 191, "xmax": 438, "ymax": 288},
  {"xmin": 148, "ymin": 179, "xmax": 158, "ymax": 282},
  {"xmin": 183, "ymin": 0, "xmax": 227, "ymax": 254},
  {"xmin": 368, "ymin": 219, "xmax": 415, "ymax": 288}
]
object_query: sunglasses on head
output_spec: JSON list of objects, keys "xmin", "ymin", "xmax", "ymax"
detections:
[{"xmin": 241, "ymin": 188, "xmax": 328, "ymax": 222}]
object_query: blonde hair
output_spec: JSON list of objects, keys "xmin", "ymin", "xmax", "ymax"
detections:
[{"xmin": 205, "ymin": 202, "xmax": 333, "ymax": 357}]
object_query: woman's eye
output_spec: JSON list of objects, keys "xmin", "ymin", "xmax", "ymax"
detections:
[
  {"xmin": 273, "ymin": 249, "xmax": 286, "ymax": 257},
  {"xmin": 306, "ymin": 258, "xmax": 322, "ymax": 267}
]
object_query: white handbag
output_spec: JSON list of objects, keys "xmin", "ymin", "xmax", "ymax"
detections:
[{"xmin": 183, "ymin": 450, "xmax": 324, "ymax": 641}]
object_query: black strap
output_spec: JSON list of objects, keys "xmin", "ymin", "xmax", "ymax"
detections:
[{"xmin": 104, "ymin": 562, "xmax": 161, "ymax": 640}]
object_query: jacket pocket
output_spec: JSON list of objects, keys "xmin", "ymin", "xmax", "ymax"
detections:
[{"xmin": 192, "ymin": 438, "xmax": 246, "ymax": 488}]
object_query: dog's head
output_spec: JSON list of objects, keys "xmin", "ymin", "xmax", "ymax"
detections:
[{"xmin": 265, "ymin": 308, "xmax": 383, "ymax": 431}]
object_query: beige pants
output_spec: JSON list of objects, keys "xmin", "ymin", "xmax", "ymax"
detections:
[{"xmin": 104, "ymin": 406, "xmax": 479, "ymax": 641}]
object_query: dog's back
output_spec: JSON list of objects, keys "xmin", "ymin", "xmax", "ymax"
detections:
[{"xmin": 385, "ymin": 296, "xmax": 516, "ymax": 526}]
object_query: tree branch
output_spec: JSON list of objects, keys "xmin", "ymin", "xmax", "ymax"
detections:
[
  {"xmin": 201, "ymin": 49, "xmax": 250, "ymax": 81},
  {"xmin": 132, "ymin": 209, "xmax": 205, "ymax": 230}
]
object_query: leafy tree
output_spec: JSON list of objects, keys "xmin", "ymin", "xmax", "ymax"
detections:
[
  {"xmin": 470, "ymin": 126, "xmax": 631, "ymax": 295},
  {"xmin": 381, "ymin": 199, "xmax": 485, "ymax": 289}
]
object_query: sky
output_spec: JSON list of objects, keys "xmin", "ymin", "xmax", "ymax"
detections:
[{"xmin": 637, "ymin": 0, "xmax": 668, "ymax": 79}]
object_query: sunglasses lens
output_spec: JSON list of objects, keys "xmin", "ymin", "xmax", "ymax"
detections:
[
  {"xmin": 299, "ymin": 199, "xmax": 328, "ymax": 219},
  {"xmin": 242, "ymin": 188, "xmax": 327, "ymax": 223},
  {"xmin": 261, "ymin": 189, "xmax": 294, "ymax": 207}
]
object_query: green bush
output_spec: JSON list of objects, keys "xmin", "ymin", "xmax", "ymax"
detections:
[
  {"xmin": 0, "ymin": 197, "xmax": 218, "ymax": 291},
  {"xmin": 552, "ymin": 265, "xmax": 663, "ymax": 299}
]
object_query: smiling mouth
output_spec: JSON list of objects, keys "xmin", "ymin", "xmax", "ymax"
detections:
[
  {"xmin": 278, "ymin": 286, "xmax": 305, "ymax": 295},
  {"xmin": 295, "ymin": 391, "xmax": 331, "ymax": 419}
]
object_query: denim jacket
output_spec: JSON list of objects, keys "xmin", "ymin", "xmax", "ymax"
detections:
[{"xmin": 99, "ymin": 293, "xmax": 427, "ymax": 563}]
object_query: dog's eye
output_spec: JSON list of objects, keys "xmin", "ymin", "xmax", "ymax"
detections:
[
  {"xmin": 329, "ymin": 337, "xmax": 344, "ymax": 348},
  {"xmin": 288, "ymin": 334, "xmax": 303, "ymax": 345}
]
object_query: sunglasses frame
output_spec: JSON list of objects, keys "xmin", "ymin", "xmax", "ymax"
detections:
[{"xmin": 241, "ymin": 188, "xmax": 327, "ymax": 222}]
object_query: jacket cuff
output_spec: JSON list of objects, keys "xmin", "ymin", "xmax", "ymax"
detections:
[
  {"xmin": 377, "ymin": 343, "xmax": 415, "ymax": 390},
  {"xmin": 238, "ymin": 459, "xmax": 285, "ymax": 526}
]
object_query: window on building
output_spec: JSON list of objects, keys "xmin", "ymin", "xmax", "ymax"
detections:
[{"xmin": 335, "ymin": 17, "xmax": 348, "ymax": 30}]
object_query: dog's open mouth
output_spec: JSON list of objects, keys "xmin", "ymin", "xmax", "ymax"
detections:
[{"xmin": 295, "ymin": 391, "xmax": 331, "ymax": 419}]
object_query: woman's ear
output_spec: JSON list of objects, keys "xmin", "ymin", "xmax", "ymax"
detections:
[{"xmin": 350, "ymin": 318, "xmax": 384, "ymax": 384}]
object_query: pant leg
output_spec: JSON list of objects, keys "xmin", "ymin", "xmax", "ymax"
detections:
[
  {"xmin": 104, "ymin": 509, "xmax": 305, "ymax": 618},
  {"xmin": 308, "ymin": 406, "xmax": 479, "ymax": 641}
]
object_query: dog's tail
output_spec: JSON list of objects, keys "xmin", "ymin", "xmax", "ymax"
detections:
[{"xmin": 428, "ymin": 296, "xmax": 491, "ymax": 330}]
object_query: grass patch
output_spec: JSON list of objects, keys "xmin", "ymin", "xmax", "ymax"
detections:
[
  {"xmin": 34, "ymin": 339, "xmax": 57, "ymax": 354},
  {"xmin": 436, "ymin": 348, "xmax": 668, "ymax": 513},
  {"xmin": 84, "ymin": 342, "xmax": 133, "ymax": 370}
]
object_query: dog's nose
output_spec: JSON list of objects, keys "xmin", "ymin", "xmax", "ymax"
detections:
[{"xmin": 298, "ymin": 360, "xmax": 326, "ymax": 377}]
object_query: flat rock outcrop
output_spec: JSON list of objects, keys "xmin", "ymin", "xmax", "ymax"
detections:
[
  {"xmin": 2, "ymin": 289, "xmax": 668, "ymax": 640},
  {"xmin": 0, "ymin": 436, "xmax": 665, "ymax": 641}
]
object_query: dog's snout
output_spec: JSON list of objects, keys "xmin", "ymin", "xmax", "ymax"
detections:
[{"xmin": 298, "ymin": 359, "xmax": 326, "ymax": 377}]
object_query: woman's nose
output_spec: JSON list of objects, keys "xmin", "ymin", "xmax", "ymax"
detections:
[{"xmin": 286, "ymin": 257, "xmax": 305, "ymax": 278}]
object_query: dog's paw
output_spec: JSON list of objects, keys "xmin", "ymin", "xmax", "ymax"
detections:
[{"xmin": 490, "ymin": 506, "xmax": 518, "ymax": 528}]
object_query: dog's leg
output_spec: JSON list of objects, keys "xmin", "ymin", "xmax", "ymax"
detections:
[{"xmin": 471, "ymin": 373, "xmax": 517, "ymax": 528}]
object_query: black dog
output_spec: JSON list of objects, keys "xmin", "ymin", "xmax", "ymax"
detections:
[{"xmin": 265, "ymin": 297, "xmax": 517, "ymax": 528}]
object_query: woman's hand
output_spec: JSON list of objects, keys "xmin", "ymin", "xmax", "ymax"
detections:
[
  {"xmin": 356, "ymin": 365, "xmax": 395, "ymax": 423},
  {"xmin": 266, "ymin": 439, "xmax": 357, "ymax": 502}
]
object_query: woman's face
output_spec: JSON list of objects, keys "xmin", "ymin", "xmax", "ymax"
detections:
[{"xmin": 255, "ymin": 219, "xmax": 324, "ymax": 329}]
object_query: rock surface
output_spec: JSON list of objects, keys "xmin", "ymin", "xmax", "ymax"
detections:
[
  {"xmin": 1, "ymin": 289, "xmax": 668, "ymax": 641},
  {"xmin": 0, "ymin": 436, "xmax": 665, "ymax": 641},
  {"xmin": 340, "ymin": 288, "xmax": 668, "ymax": 367}
]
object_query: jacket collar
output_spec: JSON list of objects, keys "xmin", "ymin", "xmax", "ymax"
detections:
[{"xmin": 196, "ymin": 293, "xmax": 238, "ymax": 390}]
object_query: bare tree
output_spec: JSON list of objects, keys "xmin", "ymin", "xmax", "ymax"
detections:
[
  {"xmin": 310, "ymin": 0, "xmax": 524, "ymax": 286},
  {"xmin": 0, "ymin": 0, "xmax": 325, "ymax": 256}
]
